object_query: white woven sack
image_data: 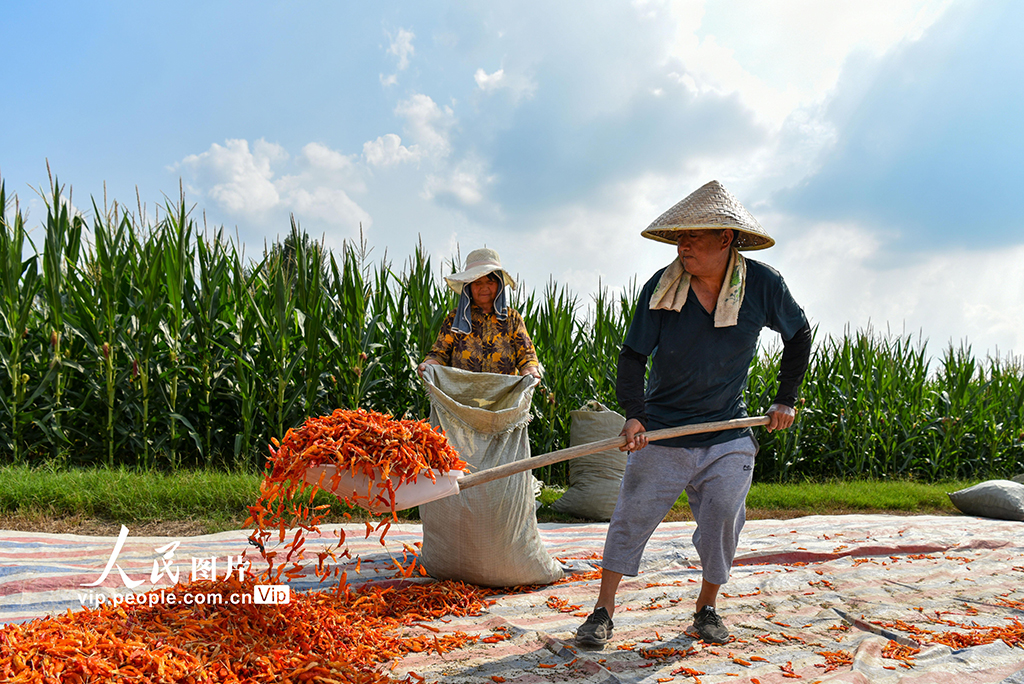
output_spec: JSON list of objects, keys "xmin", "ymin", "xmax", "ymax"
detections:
[
  {"xmin": 417, "ymin": 365, "xmax": 564, "ymax": 587},
  {"xmin": 550, "ymin": 401, "xmax": 626, "ymax": 521},
  {"xmin": 947, "ymin": 480, "xmax": 1024, "ymax": 521}
]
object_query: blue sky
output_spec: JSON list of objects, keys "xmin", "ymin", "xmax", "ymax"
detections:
[{"xmin": 3, "ymin": 0, "xmax": 1022, "ymax": 359}]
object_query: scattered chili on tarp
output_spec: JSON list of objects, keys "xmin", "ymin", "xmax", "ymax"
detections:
[{"xmin": 0, "ymin": 409, "xmax": 479, "ymax": 684}]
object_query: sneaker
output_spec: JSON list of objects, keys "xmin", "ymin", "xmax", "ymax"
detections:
[
  {"xmin": 576, "ymin": 607, "xmax": 614, "ymax": 646},
  {"xmin": 690, "ymin": 605, "xmax": 730, "ymax": 644}
]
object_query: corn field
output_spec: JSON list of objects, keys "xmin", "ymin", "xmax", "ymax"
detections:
[{"xmin": 2, "ymin": 178, "xmax": 1023, "ymax": 483}]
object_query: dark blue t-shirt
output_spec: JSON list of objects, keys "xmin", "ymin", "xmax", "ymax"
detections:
[{"xmin": 624, "ymin": 258, "xmax": 807, "ymax": 448}]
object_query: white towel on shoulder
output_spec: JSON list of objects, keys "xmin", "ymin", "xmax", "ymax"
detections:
[{"xmin": 648, "ymin": 248, "xmax": 746, "ymax": 327}]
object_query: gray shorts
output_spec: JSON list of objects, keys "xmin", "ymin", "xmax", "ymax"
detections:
[{"xmin": 601, "ymin": 435, "xmax": 757, "ymax": 585}]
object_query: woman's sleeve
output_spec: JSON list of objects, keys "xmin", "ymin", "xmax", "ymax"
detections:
[
  {"xmin": 510, "ymin": 310, "xmax": 541, "ymax": 372},
  {"xmin": 425, "ymin": 312, "xmax": 456, "ymax": 365}
]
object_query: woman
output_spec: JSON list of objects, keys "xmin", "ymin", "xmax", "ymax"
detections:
[
  {"xmin": 418, "ymin": 248, "xmax": 542, "ymax": 379},
  {"xmin": 415, "ymin": 249, "xmax": 560, "ymax": 588}
]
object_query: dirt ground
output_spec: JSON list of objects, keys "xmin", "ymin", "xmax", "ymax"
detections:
[
  {"xmin": 0, "ymin": 512, "xmax": 222, "ymax": 537},
  {"xmin": 0, "ymin": 505, "xmax": 955, "ymax": 537}
]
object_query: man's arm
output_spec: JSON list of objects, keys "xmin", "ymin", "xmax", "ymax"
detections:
[
  {"xmin": 616, "ymin": 345, "xmax": 649, "ymax": 451},
  {"xmin": 616, "ymin": 345, "xmax": 647, "ymax": 423},
  {"xmin": 767, "ymin": 322, "xmax": 812, "ymax": 431}
]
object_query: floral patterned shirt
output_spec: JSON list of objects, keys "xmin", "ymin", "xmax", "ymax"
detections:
[{"xmin": 426, "ymin": 306, "xmax": 540, "ymax": 375}]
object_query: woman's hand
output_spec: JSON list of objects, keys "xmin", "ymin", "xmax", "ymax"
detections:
[
  {"xmin": 417, "ymin": 358, "xmax": 441, "ymax": 378},
  {"xmin": 521, "ymin": 365, "xmax": 542, "ymax": 380}
]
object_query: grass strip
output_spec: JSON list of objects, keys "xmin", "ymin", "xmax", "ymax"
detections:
[
  {"xmin": 0, "ymin": 464, "xmax": 360, "ymax": 525},
  {"xmin": 536, "ymin": 476, "xmax": 973, "ymax": 521},
  {"xmin": 744, "ymin": 479, "xmax": 968, "ymax": 513},
  {"xmin": 1, "ymin": 465, "xmax": 974, "ymax": 528}
]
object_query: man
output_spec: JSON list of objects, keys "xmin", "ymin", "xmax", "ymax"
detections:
[{"xmin": 575, "ymin": 180, "xmax": 812, "ymax": 647}]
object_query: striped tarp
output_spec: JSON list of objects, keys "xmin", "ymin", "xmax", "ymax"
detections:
[{"xmin": 3, "ymin": 514, "xmax": 1023, "ymax": 682}]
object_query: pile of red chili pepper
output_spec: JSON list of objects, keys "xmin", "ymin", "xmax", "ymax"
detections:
[
  {"xmin": 265, "ymin": 408, "xmax": 465, "ymax": 491},
  {"xmin": 247, "ymin": 408, "xmax": 467, "ymax": 585},
  {"xmin": 880, "ymin": 616, "xmax": 1024, "ymax": 650},
  {"xmin": 0, "ymin": 574, "xmax": 493, "ymax": 683},
  {"xmin": 0, "ymin": 409, "xmax": 482, "ymax": 684}
]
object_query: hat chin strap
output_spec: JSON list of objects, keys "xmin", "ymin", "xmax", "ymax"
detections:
[{"xmin": 451, "ymin": 286, "xmax": 509, "ymax": 334}]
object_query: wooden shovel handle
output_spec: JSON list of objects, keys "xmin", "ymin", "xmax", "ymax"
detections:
[{"xmin": 456, "ymin": 415, "xmax": 770, "ymax": 491}]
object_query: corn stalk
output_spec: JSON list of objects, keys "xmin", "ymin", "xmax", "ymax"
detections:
[
  {"xmin": 40, "ymin": 179, "xmax": 85, "ymax": 453},
  {"xmin": 185, "ymin": 224, "xmax": 236, "ymax": 463},
  {"xmin": 0, "ymin": 182, "xmax": 42, "ymax": 462},
  {"xmin": 126, "ymin": 215, "xmax": 166, "ymax": 469},
  {"xmin": 158, "ymin": 197, "xmax": 197, "ymax": 466},
  {"xmin": 71, "ymin": 202, "xmax": 134, "ymax": 466},
  {"xmin": 2, "ymin": 174, "xmax": 1023, "ymax": 483}
]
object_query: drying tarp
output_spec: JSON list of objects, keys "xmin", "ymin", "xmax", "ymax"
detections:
[{"xmin": 3, "ymin": 514, "xmax": 1023, "ymax": 682}]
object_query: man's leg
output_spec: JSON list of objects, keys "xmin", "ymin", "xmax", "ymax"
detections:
[
  {"xmin": 576, "ymin": 571, "xmax": 623, "ymax": 645},
  {"xmin": 577, "ymin": 444, "xmax": 695, "ymax": 645},
  {"xmin": 686, "ymin": 436, "xmax": 756, "ymax": 588},
  {"xmin": 684, "ymin": 436, "xmax": 757, "ymax": 643},
  {"xmin": 598, "ymin": 444, "xmax": 696, "ymax": 598},
  {"xmin": 695, "ymin": 578, "xmax": 721, "ymax": 612},
  {"xmin": 595, "ymin": 570, "xmax": 624, "ymax": 617}
]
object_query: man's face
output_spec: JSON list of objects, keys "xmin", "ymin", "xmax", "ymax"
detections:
[
  {"xmin": 469, "ymin": 275, "xmax": 501, "ymax": 309},
  {"xmin": 676, "ymin": 229, "xmax": 733, "ymax": 276}
]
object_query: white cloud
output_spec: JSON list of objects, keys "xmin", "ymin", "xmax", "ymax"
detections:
[
  {"xmin": 167, "ymin": 1, "xmax": 1015, "ymax": 364},
  {"xmin": 175, "ymin": 138, "xmax": 285, "ymax": 214},
  {"xmin": 486, "ymin": 162, "xmax": 1024, "ymax": 360},
  {"xmin": 667, "ymin": 0, "xmax": 955, "ymax": 127},
  {"xmin": 380, "ymin": 27, "xmax": 415, "ymax": 87},
  {"xmin": 496, "ymin": 174, "xmax": 688, "ymax": 299},
  {"xmin": 423, "ymin": 157, "xmax": 493, "ymax": 207},
  {"xmin": 363, "ymin": 133, "xmax": 422, "ymax": 167},
  {"xmin": 394, "ymin": 93, "xmax": 456, "ymax": 158},
  {"xmin": 472, "ymin": 65, "xmax": 537, "ymax": 103},
  {"xmin": 174, "ymin": 138, "xmax": 370, "ymax": 236},
  {"xmin": 770, "ymin": 217, "xmax": 1024, "ymax": 359},
  {"xmin": 288, "ymin": 186, "xmax": 371, "ymax": 229},
  {"xmin": 387, "ymin": 28, "xmax": 415, "ymax": 70},
  {"xmin": 300, "ymin": 142, "xmax": 357, "ymax": 173},
  {"xmin": 474, "ymin": 68, "xmax": 505, "ymax": 91}
]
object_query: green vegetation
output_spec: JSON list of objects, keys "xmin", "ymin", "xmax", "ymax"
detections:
[
  {"xmin": 743, "ymin": 479, "xmax": 963, "ymax": 512},
  {"xmin": 748, "ymin": 334, "xmax": 1024, "ymax": 482},
  {"xmin": 0, "ymin": 464, "xmax": 366, "ymax": 531},
  {"xmin": 536, "ymin": 478, "xmax": 967, "ymax": 522},
  {"xmin": 1, "ymin": 175, "xmax": 1023, "ymax": 484},
  {"xmin": 1, "ymin": 465, "xmax": 968, "ymax": 531}
]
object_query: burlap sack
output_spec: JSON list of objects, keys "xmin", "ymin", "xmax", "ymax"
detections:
[
  {"xmin": 948, "ymin": 480, "xmax": 1024, "ymax": 521},
  {"xmin": 417, "ymin": 365, "xmax": 564, "ymax": 587},
  {"xmin": 550, "ymin": 401, "xmax": 626, "ymax": 521}
]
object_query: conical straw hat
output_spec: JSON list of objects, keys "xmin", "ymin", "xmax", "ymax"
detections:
[{"xmin": 641, "ymin": 180, "xmax": 774, "ymax": 250}]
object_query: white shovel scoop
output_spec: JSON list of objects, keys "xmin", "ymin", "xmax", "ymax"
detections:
[{"xmin": 304, "ymin": 415, "xmax": 770, "ymax": 514}]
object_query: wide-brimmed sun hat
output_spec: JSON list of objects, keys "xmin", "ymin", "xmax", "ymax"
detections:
[
  {"xmin": 443, "ymin": 248, "xmax": 517, "ymax": 295},
  {"xmin": 641, "ymin": 180, "xmax": 774, "ymax": 250}
]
